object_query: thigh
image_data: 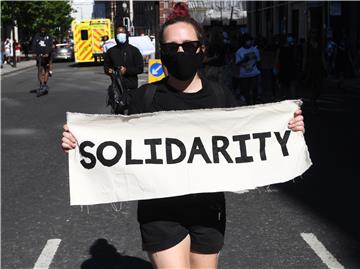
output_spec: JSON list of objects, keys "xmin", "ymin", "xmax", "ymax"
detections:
[
  {"xmin": 148, "ymin": 234, "xmax": 191, "ymax": 269},
  {"xmin": 186, "ymin": 193, "xmax": 226, "ymax": 254},
  {"xmin": 240, "ymin": 78, "xmax": 250, "ymax": 93},
  {"xmin": 249, "ymin": 76, "xmax": 258, "ymax": 91},
  {"xmin": 43, "ymin": 57, "xmax": 51, "ymax": 70},
  {"xmin": 38, "ymin": 63, "xmax": 45, "ymax": 75},
  {"xmin": 190, "ymin": 251, "xmax": 219, "ymax": 269}
]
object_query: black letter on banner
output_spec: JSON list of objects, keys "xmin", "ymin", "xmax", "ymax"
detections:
[
  {"xmin": 253, "ymin": 132, "xmax": 271, "ymax": 161},
  {"xmin": 212, "ymin": 136, "xmax": 233, "ymax": 163},
  {"xmin": 188, "ymin": 137, "xmax": 212, "ymax": 164},
  {"xmin": 79, "ymin": 141, "xmax": 96, "ymax": 169},
  {"xmin": 96, "ymin": 141, "xmax": 123, "ymax": 167},
  {"xmin": 145, "ymin": 138, "xmax": 163, "ymax": 164},
  {"xmin": 166, "ymin": 138, "xmax": 186, "ymax": 164},
  {"xmin": 233, "ymin": 135, "xmax": 254, "ymax": 163},
  {"xmin": 126, "ymin": 140, "xmax": 143, "ymax": 165},
  {"xmin": 274, "ymin": 131, "xmax": 291, "ymax": 156}
]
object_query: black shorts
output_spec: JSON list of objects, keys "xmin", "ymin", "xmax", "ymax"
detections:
[
  {"xmin": 138, "ymin": 192, "xmax": 226, "ymax": 254},
  {"xmin": 36, "ymin": 55, "xmax": 51, "ymax": 68}
]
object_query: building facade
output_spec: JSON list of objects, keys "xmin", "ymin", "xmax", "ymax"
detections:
[{"xmin": 246, "ymin": 1, "xmax": 360, "ymax": 47}]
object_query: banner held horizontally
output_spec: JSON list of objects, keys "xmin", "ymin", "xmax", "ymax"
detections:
[{"xmin": 67, "ymin": 100, "xmax": 312, "ymax": 205}]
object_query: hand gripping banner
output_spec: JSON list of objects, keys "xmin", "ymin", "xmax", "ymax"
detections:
[{"xmin": 67, "ymin": 100, "xmax": 312, "ymax": 205}]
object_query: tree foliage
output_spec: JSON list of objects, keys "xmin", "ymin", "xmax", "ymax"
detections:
[{"xmin": 1, "ymin": 1, "xmax": 74, "ymax": 38}]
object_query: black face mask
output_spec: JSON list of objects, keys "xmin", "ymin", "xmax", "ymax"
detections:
[{"xmin": 161, "ymin": 51, "xmax": 204, "ymax": 81}]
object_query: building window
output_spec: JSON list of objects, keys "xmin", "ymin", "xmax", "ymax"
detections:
[{"xmin": 81, "ymin": 30, "xmax": 88, "ymax": 40}]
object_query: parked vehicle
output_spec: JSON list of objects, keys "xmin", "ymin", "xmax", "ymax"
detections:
[
  {"xmin": 71, "ymin": 18, "xmax": 112, "ymax": 63},
  {"xmin": 53, "ymin": 43, "xmax": 74, "ymax": 61}
]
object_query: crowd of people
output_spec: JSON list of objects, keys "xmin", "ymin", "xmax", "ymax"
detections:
[{"xmin": 200, "ymin": 27, "xmax": 359, "ymax": 108}]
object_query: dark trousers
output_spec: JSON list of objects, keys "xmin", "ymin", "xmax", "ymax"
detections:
[{"xmin": 239, "ymin": 76, "xmax": 258, "ymax": 105}]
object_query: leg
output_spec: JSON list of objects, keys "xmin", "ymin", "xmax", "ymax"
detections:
[
  {"xmin": 48, "ymin": 58, "xmax": 53, "ymax": 76},
  {"xmin": 43, "ymin": 66, "xmax": 49, "ymax": 84},
  {"xmin": 190, "ymin": 252, "xmax": 219, "ymax": 269},
  {"xmin": 148, "ymin": 234, "xmax": 191, "ymax": 269},
  {"xmin": 248, "ymin": 77, "xmax": 258, "ymax": 105},
  {"xmin": 240, "ymin": 78, "xmax": 250, "ymax": 105},
  {"xmin": 37, "ymin": 64, "xmax": 44, "ymax": 85},
  {"xmin": 40, "ymin": 67, "xmax": 46, "ymax": 85}
]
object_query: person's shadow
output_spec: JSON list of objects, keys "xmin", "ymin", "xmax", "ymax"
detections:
[{"xmin": 81, "ymin": 238, "xmax": 153, "ymax": 269}]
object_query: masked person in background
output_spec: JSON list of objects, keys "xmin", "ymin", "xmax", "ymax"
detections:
[
  {"xmin": 235, "ymin": 34, "xmax": 261, "ymax": 105},
  {"xmin": 32, "ymin": 25, "xmax": 53, "ymax": 96},
  {"xmin": 62, "ymin": 5, "xmax": 305, "ymax": 269},
  {"xmin": 104, "ymin": 25, "xmax": 144, "ymax": 91}
]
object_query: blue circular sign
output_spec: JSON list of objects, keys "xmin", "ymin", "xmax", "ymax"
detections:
[{"xmin": 150, "ymin": 62, "xmax": 164, "ymax": 77}]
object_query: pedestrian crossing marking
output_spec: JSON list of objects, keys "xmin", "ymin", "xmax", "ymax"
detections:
[
  {"xmin": 33, "ymin": 239, "xmax": 61, "ymax": 269},
  {"xmin": 301, "ymin": 233, "xmax": 344, "ymax": 269}
]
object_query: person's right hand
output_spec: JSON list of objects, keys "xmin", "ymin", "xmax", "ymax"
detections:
[{"xmin": 62, "ymin": 124, "xmax": 77, "ymax": 153}]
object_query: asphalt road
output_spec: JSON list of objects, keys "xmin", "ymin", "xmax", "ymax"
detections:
[{"xmin": 2, "ymin": 62, "xmax": 360, "ymax": 269}]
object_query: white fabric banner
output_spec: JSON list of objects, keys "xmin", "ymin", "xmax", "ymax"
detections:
[
  {"xmin": 67, "ymin": 100, "xmax": 312, "ymax": 205},
  {"xmin": 128, "ymin": 36, "xmax": 155, "ymax": 56},
  {"xmin": 103, "ymin": 36, "xmax": 155, "ymax": 56}
]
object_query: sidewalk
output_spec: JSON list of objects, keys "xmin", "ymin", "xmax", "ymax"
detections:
[{"xmin": 1, "ymin": 59, "xmax": 36, "ymax": 76}]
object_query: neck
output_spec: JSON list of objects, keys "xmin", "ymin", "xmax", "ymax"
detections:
[
  {"xmin": 167, "ymin": 73, "xmax": 202, "ymax": 93},
  {"xmin": 117, "ymin": 41, "xmax": 127, "ymax": 46}
]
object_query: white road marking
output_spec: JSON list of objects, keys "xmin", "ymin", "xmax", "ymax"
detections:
[
  {"xmin": 300, "ymin": 233, "xmax": 344, "ymax": 269},
  {"xmin": 33, "ymin": 239, "xmax": 61, "ymax": 269}
]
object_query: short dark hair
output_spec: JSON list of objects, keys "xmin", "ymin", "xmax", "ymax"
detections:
[
  {"xmin": 159, "ymin": 16, "xmax": 204, "ymax": 45},
  {"xmin": 115, "ymin": 25, "xmax": 126, "ymax": 30}
]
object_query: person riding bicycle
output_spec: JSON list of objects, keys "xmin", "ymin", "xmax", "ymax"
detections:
[{"xmin": 32, "ymin": 25, "xmax": 53, "ymax": 96}]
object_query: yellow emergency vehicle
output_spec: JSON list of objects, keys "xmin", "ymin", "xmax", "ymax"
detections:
[{"xmin": 72, "ymin": 19, "xmax": 112, "ymax": 63}]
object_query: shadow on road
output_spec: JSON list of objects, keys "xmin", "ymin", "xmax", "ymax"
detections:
[
  {"xmin": 280, "ymin": 105, "xmax": 360, "ymax": 241},
  {"xmin": 81, "ymin": 238, "xmax": 153, "ymax": 269}
]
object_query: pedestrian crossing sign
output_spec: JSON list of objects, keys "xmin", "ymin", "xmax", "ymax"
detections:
[{"xmin": 148, "ymin": 59, "xmax": 166, "ymax": 83}]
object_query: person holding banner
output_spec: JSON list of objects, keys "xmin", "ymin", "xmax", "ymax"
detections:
[{"xmin": 62, "ymin": 7, "xmax": 305, "ymax": 269}]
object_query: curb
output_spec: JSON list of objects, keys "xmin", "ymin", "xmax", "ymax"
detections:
[{"xmin": 1, "ymin": 61, "xmax": 36, "ymax": 77}]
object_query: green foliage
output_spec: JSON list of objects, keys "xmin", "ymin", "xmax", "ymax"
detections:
[{"xmin": 1, "ymin": 1, "xmax": 74, "ymax": 38}]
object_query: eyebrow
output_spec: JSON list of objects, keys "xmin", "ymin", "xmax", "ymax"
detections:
[{"xmin": 163, "ymin": 40, "xmax": 199, "ymax": 44}]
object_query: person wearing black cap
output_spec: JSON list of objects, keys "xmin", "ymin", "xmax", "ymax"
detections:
[{"xmin": 32, "ymin": 25, "xmax": 53, "ymax": 96}]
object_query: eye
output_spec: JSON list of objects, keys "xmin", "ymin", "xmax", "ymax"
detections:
[
  {"xmin": 181, "ymin": 41, "xmax": 201, "ymax": 54},
  {"xmin": 160, "ymin": 43, "xmax": 179, "ymax": 54},
  {"xmin": 161, "ymin": 41, "xmax": 200, "ymax": 54}
]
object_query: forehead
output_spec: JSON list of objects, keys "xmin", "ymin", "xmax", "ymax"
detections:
[
  {"xmin": 116, "ymin": 27, "xmax": 126, "ymax": 33},
  {"xmin": 163, "ymin": 22, "xmax": 198, "ymax": 43}
]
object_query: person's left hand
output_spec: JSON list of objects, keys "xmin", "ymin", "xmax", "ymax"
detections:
[
  {"xmin": 120, "ymin": 66, "xmax": 127, "ymax": 75},
  {"xmin": 288, "ymin": 109, "xmax": 305, "ymax": 133}
]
